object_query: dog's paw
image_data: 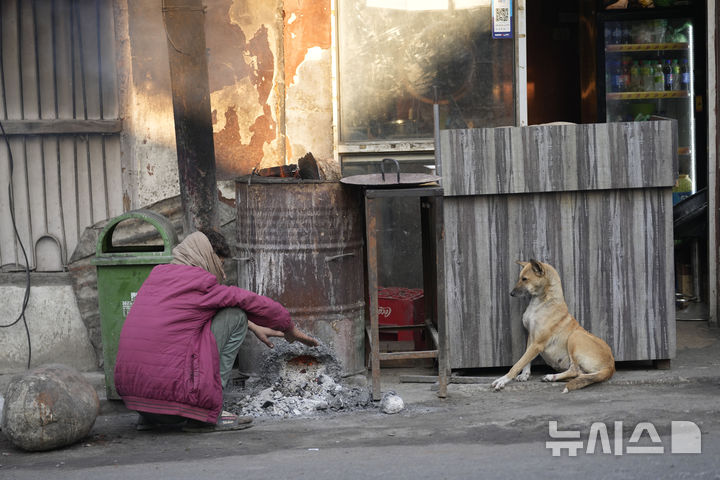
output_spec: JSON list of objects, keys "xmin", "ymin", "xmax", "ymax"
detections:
[
  {"xmin": 491, "ymin": 376, "xmax": 510, "ymax": 391},
  {"xmin": 542, "ymin": 374, "xmax": 557, "ymax": 382},
  {"xmin": 516, "ymin": 371, "xmax": 531, "ymax": 382}
]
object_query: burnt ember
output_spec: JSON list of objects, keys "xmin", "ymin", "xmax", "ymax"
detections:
[{"xmin": 224, "ymin": 342, "xmax": 373, "ymax": 418}]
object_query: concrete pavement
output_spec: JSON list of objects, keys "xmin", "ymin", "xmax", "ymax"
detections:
[
  {"xmin": 0, "ymin": 321, "xmax": 719, "ymax": 479},
  {"xmin": 3, "ymin": 320, "xmax": 718, "ymax": 414}
]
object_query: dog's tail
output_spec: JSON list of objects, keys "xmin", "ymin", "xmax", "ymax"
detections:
[{"xmin": 565, "ymin": 365, "xmax": 615, "ymax": 391}]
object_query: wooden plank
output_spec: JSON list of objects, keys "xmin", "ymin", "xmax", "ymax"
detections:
[
  {"xmin": 399, "ymin": 375, "xmax": 438, "ymax": 383},
  {"xmin": 0, "ymin": 141, "xmax": 15, "ymax": 267},
  {"xmin": 0, "ymin": 119, "xmax": 123, "ymax": 135},
  {"xmin": 20, "ymin": 0, "xmax": 39, "ymax": 120},
  {"xmin": 58, "ymin": 136, "xmax": 79, "ymax": 248},
  {"xmin": 440, "ymin": 121, "xmax": 678, "ymax": 196},
  {"xmin": 104, "ymin": 135, "xmax": 124, "ymax": 219},
  {"xmin": 379, "ymin": 340, "xmax": 416, "ymax": 352},
  {"xmin": 366, "ymin": 197, "xmax": 381, "ymax": 400},
  {"xmin": 365, "ymin": 326, "xmax": 373, "ymax": 352},
  {"xmin": 427, "ymin": 322, "xmax": 439, "ymax": 349},
  {"xmin": 88, "ymin": 135, "xmax": 109, "ymax": 221},
  {"xmin": 42, "ymin": 136, "xmax": 69, "ymax": 265},
  {"xmin": 2, "ymin": 0, "xmax": 22, "ymax": 119},
  {"xmin": 76, "ymin": 3, "xmax": 101, "ymax": 119},
  {"xmin": 98, "ymin": 0, "xmax": 119, "ymax": 118},
  {"xmin": 25, "ymin": 137, "xmax": 44, "ymax": 263},
  {"xmin": 378, "ymin": 324, "xmax": 426, "ymax": 330},
  {"xmin": 75, "ymin": 136, "xmax": 93, "ymax": 227},
  {"xmin": 53, "ymin": 0, "xmax": 74, "ymax": 119},
  {"xmin": 0, "ymin": 0, "xmax": 123, "ymax": 275},
  {"xmin": 399, "ymin": 375, "xmax": 496, "ymax": 384},
  {"xmin": 36, "ymin": 0, "xmax": 56, "ymax": 119},
  {"xmin": 379, "ymin": 350, "xmax": 438, "ymax": 361},
  {"xmin": 444, "ymin": 188, "xmax": 675, "ymax": 368},
  {"xmin": 9, "ymin": 138, "xmax": 32, "ymax": 268},
  {"xmin": 432, "ymin": 195, "xmax": 450, "ymax": 398}
]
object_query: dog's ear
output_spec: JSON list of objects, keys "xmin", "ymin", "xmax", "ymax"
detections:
[
  {"xmin": 515, "ymin": 260, "xmax": 529, "ymax": 268},
  {"xmin": 529, "ymin": 259, "xmax": 545, "ymax": 276}
]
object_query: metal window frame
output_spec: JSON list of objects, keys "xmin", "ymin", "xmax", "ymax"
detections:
[{"xmin": 332, "ymin": 0, "xmax": 528, "ymax": 166}]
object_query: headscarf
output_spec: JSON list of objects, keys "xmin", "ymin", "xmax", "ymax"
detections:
[{"xmin": 171, "ymin": 231, "xmax": 225, "ymax": 283}]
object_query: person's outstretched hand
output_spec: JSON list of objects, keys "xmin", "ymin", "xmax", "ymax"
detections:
[
  {"xmin": 248, "ymin": 321, "xmax": 285, "ymax": 348},
  {"xmin": 285, "ymin": 326, "xmax": 319, "ymax": 347}
]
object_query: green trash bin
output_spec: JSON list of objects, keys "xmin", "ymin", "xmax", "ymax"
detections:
[{"xmin": 91, "ymin": 209, "xmax": 178, "ymax": 399}]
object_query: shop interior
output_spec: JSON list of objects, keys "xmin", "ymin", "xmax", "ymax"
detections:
[{"xmin": 526, "ymin": 0, "xmax": 710, "ymax": 321}]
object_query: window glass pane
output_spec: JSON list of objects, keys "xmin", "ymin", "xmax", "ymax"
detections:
[{"xmin": 338, "ymin": 0, "xmax": 515, "ymax": 142}]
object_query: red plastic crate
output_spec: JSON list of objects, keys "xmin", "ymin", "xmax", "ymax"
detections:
[{"xmin": 377, "ymin": 287, "xmax": 426, "ymax": 349}]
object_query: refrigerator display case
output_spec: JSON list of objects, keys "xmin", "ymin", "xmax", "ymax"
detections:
[
  {"xmin": 596, "ymin": 2, "xmax": 706, "ymax": 199},
  {"xmin": 597, "ymin": 1, "xmax": 708, "ymax": 319}
]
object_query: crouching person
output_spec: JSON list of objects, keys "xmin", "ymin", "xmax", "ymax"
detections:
[{"xmin": 114, "ymin": 229, "xmax": 318, "ymax": 432}]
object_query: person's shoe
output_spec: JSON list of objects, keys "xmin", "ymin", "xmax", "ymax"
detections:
[
  {"xmin": 181, "ymin": 412, "xmax": 253, "ymax": 433},
  {"xmin": 219, "ymin": 410, "xmax": 253, "ymax": 426},
  {"xmin": 135, "ymin": 415, "xmax": 156, "ymax": 431}
]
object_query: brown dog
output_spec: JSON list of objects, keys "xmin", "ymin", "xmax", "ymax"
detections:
[{"xmin": 491, "ymin": 259, "xmax": 615, "ymax": 393}]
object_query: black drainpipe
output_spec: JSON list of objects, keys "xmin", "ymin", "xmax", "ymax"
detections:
[{"xmin": 162, "ymin": 0, "xmax": 218, "ymax": 233}]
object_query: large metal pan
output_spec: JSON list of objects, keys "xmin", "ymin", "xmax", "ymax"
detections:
[{"xmin": 340, "ymin": 158, "xmax": 440, "ymax": 188}]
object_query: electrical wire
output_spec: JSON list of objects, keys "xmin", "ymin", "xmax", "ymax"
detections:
[{"xmin": 0, "ymin": 119, "xmax": 33, "ymax": 369}]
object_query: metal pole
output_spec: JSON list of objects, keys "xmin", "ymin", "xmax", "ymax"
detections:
[
  {"xmin": 433, "ymin": 86, "xmax": 442, "ymax": 180},
  {"xmin": 162, "ymin": 0, "xmax": 218, "ymax": 232}
]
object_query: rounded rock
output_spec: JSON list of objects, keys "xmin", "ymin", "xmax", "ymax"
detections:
[
  {"xmin": 1, "ymin": 364, "xmax": 99, "ymax": 451},
  {"xmin": 380, "ymin": 391, "xmax": 404, "ymax": 414}
]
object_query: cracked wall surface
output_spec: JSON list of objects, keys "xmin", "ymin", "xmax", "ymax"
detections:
[
  {"xmin": 284, "ymin": 0, "xmax": 333, "ymax": 164},
  {"xmin": 123, "ymin": 0, "xmax": 334, "ymax": 187}
]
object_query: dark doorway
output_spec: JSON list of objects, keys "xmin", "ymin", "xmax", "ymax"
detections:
[{"xmin": 526, "ymin": 0, "xmax": 585, "ymax": 124}]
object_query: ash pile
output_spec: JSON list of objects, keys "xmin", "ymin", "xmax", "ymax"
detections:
[{"xmin": 224, "ymin": 343, "xmax": 374, "ymax": 418}]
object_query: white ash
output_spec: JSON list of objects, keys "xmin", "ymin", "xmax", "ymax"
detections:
[{"xmin": 224, "ymin": 342, "xmax": 373, "ymax": 418}]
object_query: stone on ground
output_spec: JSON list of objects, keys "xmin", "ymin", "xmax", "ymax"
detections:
[
  {"xmin": 380, "ymin": 391, "xmax": 404, "ymax": 414},
  {"xmin": 1, "ymin": 364, "xmax": 99, "ymax": 451}
]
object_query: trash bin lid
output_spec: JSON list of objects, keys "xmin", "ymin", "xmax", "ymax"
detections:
[{"xmin": 91, "ymin": 209, "xmax": 178, "ymax": 266}]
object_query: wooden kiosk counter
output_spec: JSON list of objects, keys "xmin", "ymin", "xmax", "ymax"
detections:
[{"xmin": 438, "ymin": 121, "xmax": 677, "ymax": 369}]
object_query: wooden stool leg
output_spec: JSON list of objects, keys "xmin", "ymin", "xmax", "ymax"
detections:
[{"xmin": 366, "ymin": 196, "xmax": 382, "ymax": 401}]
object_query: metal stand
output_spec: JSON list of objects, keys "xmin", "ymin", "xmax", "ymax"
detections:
[{"xmin": 363, "ymin": 186, "xmax": 449, "ymax": 400}]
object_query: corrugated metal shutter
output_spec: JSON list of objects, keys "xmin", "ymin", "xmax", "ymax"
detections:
[{"xmin": 0, "ymin": 0, "xmax": 122, "ymax": 272}]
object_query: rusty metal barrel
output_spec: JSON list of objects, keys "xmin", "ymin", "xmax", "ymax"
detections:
[{"xmin": 235, "ymin": 177, "xmax": 365, "ymax": 376}]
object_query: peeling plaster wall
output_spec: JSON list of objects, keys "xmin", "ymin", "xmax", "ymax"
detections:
[
  {"xmin": 122, "ymin": 0, "xmax": 180, "ymax": 209},
  {"xmin": 120, "ymin": 0, "xmax": 336, "ymax": 188},
  {"xmin": 207, "ymin": 0, "xmax": 285, "ymax": 179},
  {"xmin": 283, "ymin": 0, "xmax": 333, "ymax": 164},
  {"xmin": 285, "ymin": 47, "xmax": 333, "ymax": 163},
  {"xmin": 206, "ymin": 0, "xmax": 335, "ymax": 180},
  {"xmin": 0, "ymin": 0, "xmax": 338, "ymax": 375}
]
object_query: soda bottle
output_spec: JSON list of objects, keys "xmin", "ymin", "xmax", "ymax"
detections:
[
  {"xmin": 653, "ymin": 61, "xmax": 664, "ymax": 91},
  {"xmin": 671, "ymin": 60, "xmax": 681, "ymax": 91},
  {"xmin": 612, "ymin": 24, "xmax": 622, "ymax": 44},
  {"xmin": 621, "ymin": 24, "xmax": 631, "ymax": 44},
  {"xmin": 641, "ymin": 61, "xmax": 652, "ymax": 92},
  {"xmin": 672, "ymin": 174, "xmax": 693, "ymax": 205},
  {"xmin": 663, "ymin": 59, "xmax": 673, "ymax": 91},
  {"xmin": 630, "ymin": 60, "xmax": 641, "ymax": 91},
  {"xmin": 612, "ymin": 60, "xmax": 624, "ymax": 92},
  {"xmin": 622, "ymin": 59, "xmax": 631, "ymax": 92},
  {"xmin": 680, "ymin": 58, "xmax": 690, "ymax": 91}
]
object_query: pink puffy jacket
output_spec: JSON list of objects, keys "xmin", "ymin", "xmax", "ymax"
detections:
[{"xmin": 114, "ymin": 264, "xmax": 292, "ymax": 423}]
